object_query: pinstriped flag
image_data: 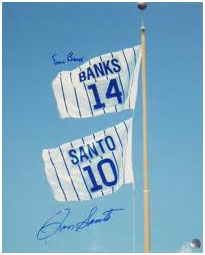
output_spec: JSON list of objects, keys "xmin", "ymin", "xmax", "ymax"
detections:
[
  {"xmin": 52, "ymin": 46, "xmax": 141, "ymax": 118},
  {"xmin": 42, "ymin": 118, "xmax": 134, "ymax": 202}
]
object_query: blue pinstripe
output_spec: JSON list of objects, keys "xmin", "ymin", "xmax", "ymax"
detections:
[
  {"xmin": 128, "ymin": 47, "xmax": 137, "ymax": 108},
  {"xmin": 48, "ymin": 150, "xmax": 67, "ymax": 201},
  {"xmin": 122, "ymin": 50, "xmax": 131, "ymax": 107},
  {"xmin": 132, "ymin": 47, "xmax": 137, "ymax": 65},
  {"xmin": 124, "ymin": 121, "xmax": 128, "ymax": 133},
  {"xmin": 59, "ymin": 73, "xmax": 70, "ymax": 117},
  {"xmin": 69, "ymin": 72, "xmax": 82, "ymax": 117},
  {"xmin": 114, "ymin": 126, "xmax": 123, "ymax": 150},
  {"xmin": 59, "ymin": 147, "xmax": 80, "ymax": 201},
  {"xmin": 122, "ymin": 50, "xmax": 131, "ymax": 79}
]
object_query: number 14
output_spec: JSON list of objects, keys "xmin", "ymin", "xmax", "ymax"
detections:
[{"xmin": 87, "ymin": 78, "xmax": 123, "ymax": 110}]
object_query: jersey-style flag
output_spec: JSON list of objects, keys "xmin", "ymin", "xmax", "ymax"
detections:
[
  {"xmin": 52, "ymin": 46, "xmax": 141, "ymax": 118},
  {"xmin": 42, "ymin": 118, "xmax": 134, "ymax": 202}
]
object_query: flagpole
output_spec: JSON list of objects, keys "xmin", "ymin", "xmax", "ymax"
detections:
[{"xmin": 137, "ymin": 2, "xmax": 151, "ymax": 253}]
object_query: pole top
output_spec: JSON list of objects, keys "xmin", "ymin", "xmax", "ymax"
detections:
[{"xmin": 137, "ymin": 2, "xmax": 147, "ymax": 11}]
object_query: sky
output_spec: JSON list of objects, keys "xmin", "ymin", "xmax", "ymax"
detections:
[{"xmin": 2, "ymin": 2, "xmax": 203, "ymax": 253}]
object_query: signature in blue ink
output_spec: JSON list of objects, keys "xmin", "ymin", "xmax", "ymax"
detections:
[
  {"xmin": 52, "ymin": 52, "xmax": 84, "ymax": 65},
  {"xmin": 37, "ymin": 206, "xmax": 124, "ymax": 240}
]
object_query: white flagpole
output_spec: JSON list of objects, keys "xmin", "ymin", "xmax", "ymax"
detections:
[{"xmin": 137, "ymin": 2, "xmax": 151, "ymax": 253}]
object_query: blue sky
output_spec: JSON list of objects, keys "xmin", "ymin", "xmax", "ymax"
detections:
[{"xmin": 3, "ymin": 2, "xmax": 203, "ymax": 253}]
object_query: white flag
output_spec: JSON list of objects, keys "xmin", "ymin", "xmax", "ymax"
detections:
[
  {"xmin": 42, "ymin": 118, "xmax": 134, "ymax": 202},
  {"xmin": 52, "ymin": 46, "xmax": 141, "ymax": 118}
]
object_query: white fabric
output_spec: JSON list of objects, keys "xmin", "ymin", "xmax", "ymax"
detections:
[
  {"xmin": 52, "ymin": 46, "xmax": 141, "ymax": 118},
  {"xmin": 42, "ymin": 118, "xmax": 134, "ymax": 202}
]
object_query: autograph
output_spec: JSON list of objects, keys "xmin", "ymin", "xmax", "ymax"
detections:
[
  {"xmin": 37, "ymin": 206, "xmax": 124, "ymax": 240},
  {"xmin": 52, "ymin": 52, "xmax": 84, "ymax": 65}
]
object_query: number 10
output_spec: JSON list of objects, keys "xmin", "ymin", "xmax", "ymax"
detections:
[{"xmin": 83, "ymin": 158, "xmax": 118, "ymax": 192}]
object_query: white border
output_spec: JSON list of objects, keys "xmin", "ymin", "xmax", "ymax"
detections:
[{"xmin": 1, "ymin": 1, "xmax": 203, "ymax": 255}]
